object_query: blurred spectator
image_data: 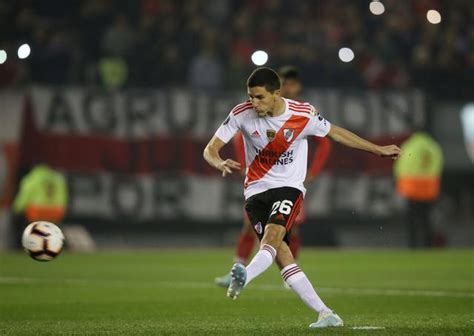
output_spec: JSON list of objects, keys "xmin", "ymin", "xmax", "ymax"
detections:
[
  {"xmin": 98, "ymin": 14, "xmax": 137, "ymax": 88},
  {"xmin": 30, "ymin": 29, "xmax": 74, "ymax": 84},
  {"xmin": 80, "ymin": 1, "xmax": 113, "ymax": 61},
  {"xmin": 12, "ymin": 164, "xmax": 68, "ymax": 248},
  {"xmin": 394, "ymin": 131, "xmax": 444, "ymax": 248},
  {"xmin": 0, "ymin": 0, "xmax": 472, "ymax": 96},
  {"xmin": 205, "ymin": 0, "xmax": 231, "ymax": 24},
  {"xmin": 102, "ymin": 14, "xmax": 136, "ymax": 59},
  {"xmin": 188, "ymin": 45, "xmax": 223, "ymax": 92},
  {"xmin": 98, "ymin": 56, "xmax": 128, "ymax": 89}
]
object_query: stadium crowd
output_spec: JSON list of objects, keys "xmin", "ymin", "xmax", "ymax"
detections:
[{"xmin": 1, "ymin": 0, "xmax": 472, "ymax": 98}]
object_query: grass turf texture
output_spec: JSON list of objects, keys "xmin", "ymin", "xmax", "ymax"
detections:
[{"xmin": 0, "ymin": 249, "xmax": 473, "ymax": 335}]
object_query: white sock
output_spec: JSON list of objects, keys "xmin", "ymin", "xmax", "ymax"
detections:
[
  {"xmin": 245, "ymin": 244, "xmax": 277, "ymax": 285},
  {"xmin": 281, "ymin": 263, "xmax": 330, "ymax": 313}
]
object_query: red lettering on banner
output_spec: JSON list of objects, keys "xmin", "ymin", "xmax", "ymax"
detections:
[{"xmin": 19, "ymin": 97, "xmax": 406, "ymax": 176}]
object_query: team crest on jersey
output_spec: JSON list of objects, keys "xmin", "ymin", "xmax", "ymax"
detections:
[
  {"xmin": 283, "ymin": 128, "xmax": 294, "ymax": 142},
  {"xmin": 254, "ymin": 222, "xmax": 263, "ymax": 234},
  {"xmin": 266, "ymin": 129, "xmax": 276, "ymax": 141}
]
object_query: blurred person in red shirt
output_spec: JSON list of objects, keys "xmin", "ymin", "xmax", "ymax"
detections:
[{"xmin": 215, "ymin": 65, "xmax": 332, "ymax": 287}]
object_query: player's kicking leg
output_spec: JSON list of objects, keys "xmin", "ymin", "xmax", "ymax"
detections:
[
  {"xmin": 215, "ymin": 216, "xmax": 256, "ymax": 288},
  {"xmin": 227, "ymin": 223, "xmax": 283, "ymax": 299},
  {"xmin": 275, "ymin": 242, "xmax": 343, "ymax": 328}
]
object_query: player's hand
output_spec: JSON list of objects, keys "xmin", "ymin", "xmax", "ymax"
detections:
[
  {"xmin": 217, "ymin": 159, "xmax": 241, "ymax": 177},
  {"xmin": 376, "ymin": 145, "xmax": 401, "ymax": 160}
]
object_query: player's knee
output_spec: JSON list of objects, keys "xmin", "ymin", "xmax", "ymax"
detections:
[{"xmin": 262, "ymin": 224, "xmax": 285, "ymax": 247}]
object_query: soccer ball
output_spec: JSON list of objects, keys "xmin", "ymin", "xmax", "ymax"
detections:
[{"xmin": 22, "ymin": 221, "xmax": 65, "ymax": 261}]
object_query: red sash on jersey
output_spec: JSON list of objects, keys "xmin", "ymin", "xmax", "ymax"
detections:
[{"xmin": 245, "ymin": 115, "xmax": 310, "ymax": 188}]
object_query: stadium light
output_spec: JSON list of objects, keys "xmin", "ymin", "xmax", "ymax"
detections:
[
  {"xmin": 369, "ymin": 1, "xmax": 385, "ymax": 15},
  {"xmin": 426, "ymin": 10, "xmax": 441, "ymax": 24},
  {"xmin": 0, "ymin": 50, "xmax": 6, "ymax": 64},
  {"xmin": 251, "ymin": 50, "xmax": 268, "ymax": 66},
  {"xmin": 17, "ymin": 43, "xmax": 31, "ymax": 59},
  {"xmin": 338, "ymin": 47, "xmax": 355, "ymax": 63}
]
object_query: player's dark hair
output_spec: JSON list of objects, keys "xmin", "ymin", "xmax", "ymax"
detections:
[
  {"xmin": 247, "ymin": 67, "xmax": 281, "ymax": 93},
  {"xmin": 278, "ymin": 65, "xmax": 300, "ymax": 81}
]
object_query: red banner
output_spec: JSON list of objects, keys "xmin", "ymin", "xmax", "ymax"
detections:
[{"xmin": 16, "ymin": 88, "xmax": 423, "ymax": 222}]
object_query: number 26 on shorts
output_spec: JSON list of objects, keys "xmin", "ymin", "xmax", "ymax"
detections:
[{"xmin": 270, "ymin": 200, "xmax": 294, "ymax": 216}]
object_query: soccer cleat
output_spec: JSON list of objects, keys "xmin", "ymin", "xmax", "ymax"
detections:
[
  {"xmin": 309, "ymin": 310, "xmax": 344, "ymax": 328},
  {"xmin": 214, "ymin": 273, "xmax": 232, "ymax": 288},
  {"xmin": 227, "ymin": 263, "xmax": 247, "ymax": 300}
]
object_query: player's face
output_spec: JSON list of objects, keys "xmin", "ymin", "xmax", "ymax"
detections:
[
  {"xmin": 281, "ymin": 78, "xmax": 302, "ymax": 100},
  {"xmin": 247, "ymin": 86, "xmax": 280, "ymax": 117}
]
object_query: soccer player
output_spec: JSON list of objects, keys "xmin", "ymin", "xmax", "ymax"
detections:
[
  {"xmin": 203, "ymin": 67, "xmax": 400, "ymax": 328},
  {"xmin": 214, "ymin": 66, "xmax": 332, "ymax": 287}
]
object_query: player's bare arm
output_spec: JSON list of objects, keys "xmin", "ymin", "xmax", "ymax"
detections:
[
  {"xmin": 203, "ymin": 135, "xmax": 241, "ymax": 177},
  {"xmin": 328, "ymin": 125, "xmax": 401, "ymax": 159}
]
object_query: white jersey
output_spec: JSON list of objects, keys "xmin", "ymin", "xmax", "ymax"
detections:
[{"xmin": 215, "ymin": 98, "xmax": 331, "ymax": 199}]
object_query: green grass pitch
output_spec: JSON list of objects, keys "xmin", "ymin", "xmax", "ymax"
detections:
[{"xmin": 1, "ymin": 249, "xmax": 473, "ymax": 335}]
